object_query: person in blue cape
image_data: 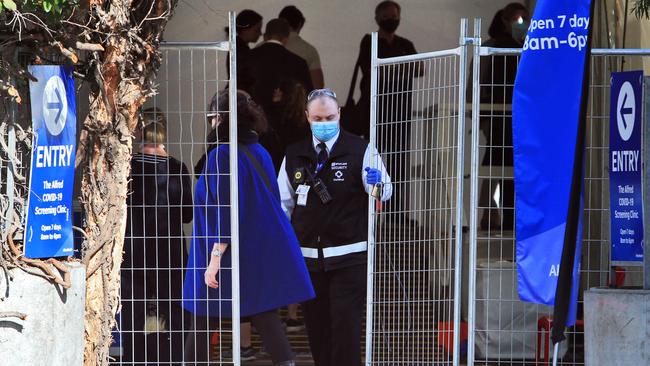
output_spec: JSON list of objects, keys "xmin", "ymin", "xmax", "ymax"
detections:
[{"xmin": 183, "ymin": 90, "xmax": 314, "ymax": 366}]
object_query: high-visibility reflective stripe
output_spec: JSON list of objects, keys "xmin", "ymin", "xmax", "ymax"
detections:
[
  {"xmin": 301, "ymin": 247, "xmax": 319, "ymax": 258},
  {"xmin": 300, "ymin": 241, "xmax": 368, "ymax": 259},
  {"xmin": 323, "ymin": 241, "xmax": 367, "ymax": 258}
]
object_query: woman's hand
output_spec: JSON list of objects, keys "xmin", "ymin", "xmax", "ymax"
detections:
[{"xmin": 204, "ymin": 256, "xmax": 221, "ymax": 289}]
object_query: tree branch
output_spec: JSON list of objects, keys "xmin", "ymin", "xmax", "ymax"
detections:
[
  {"xmin": 76, "ymin": 41, "xmax": 105, "ymax": 51},
  {"xmin": 0, "ymin": 311, "xmax": 27, "ymax": 320},
  {"xmin": 633, "ymin": 0, "xmax": 650, "ymax": 19}
]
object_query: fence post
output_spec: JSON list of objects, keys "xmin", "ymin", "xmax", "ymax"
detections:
[
  {"xmin": 4, "ymin": 66, "xmax": 17, "ymax": 235},
  {"xmin": 5, "ymin": 115, "xmax": 16, "ymax": 232},
  {"xmin": 364, "ymin": 31, "xmax": 379, "ymax": 366},
  {"xmin": 641, "ymin": 76, "xmax": 650, "ymax": 290},
  {"xmin": 228, "ymin": 10, "xmax": 241, "ymax": 366},
  {"xmin": 453, "ymin": 18, "xmax": 470, "ymax": 366},
  {"xmin": 467, "ymin": 17, "xmax": 481, "ymax": 366}
]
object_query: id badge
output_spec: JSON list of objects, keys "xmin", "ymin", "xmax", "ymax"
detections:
[{"xmin": 296, "ymin": 184, "xmax": 310, "ymax": 206}]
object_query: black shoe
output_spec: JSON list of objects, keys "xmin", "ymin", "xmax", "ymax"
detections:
[
  {"xmin": 284, "ymin": 318, "xmax": 305, "ymax": 333},
  {"xmin": 275, "ymin": 361, "xmax": 296, "ymax": 366},
  {"xmin": 222, "ymin": 346, "xmax": 257, "ymax": 361},
  {"xmin": 241, "ymin": 347, "xmax": 257, "ymax": 361}
]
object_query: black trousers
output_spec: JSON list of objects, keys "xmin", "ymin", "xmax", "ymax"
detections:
[
  {"xmin": 184, "ymin": 309, "xmax": 293, "ymax": 365},
  {"xmin": 303, "ymin": 264, "xmax": 367, "ymax": 366},
  {"xmin": 118, "ymin": 298, "xmax": 189, "ymax": 365}
]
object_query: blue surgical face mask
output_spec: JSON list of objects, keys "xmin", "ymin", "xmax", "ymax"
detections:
[{"xmin": 311, "ymin": 120, "xmax": 340, "ymax": 142}]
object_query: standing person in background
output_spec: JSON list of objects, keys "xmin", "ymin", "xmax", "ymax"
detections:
[
  {"xmin": 249, "ymin": 18, "xmax": 313, "ymax": 171},
  {"xmin": 356, "ymin": 0, "xmax": 422, "ymax": 225},
  {"xmin": 279, "ymin": 5, "xmax": 325, "ymax": 89},
  {"xmin": 278, "ymin": 89, "xmax": 392, "ymax": 366},
  {"xmin": 194, "ymin": 92, "xmax": 223, "ymax": 179},
  {"xmin": 272, "ymin": 80, "xmax": 311, "ymax": 147},
  {"xmin": 121, "ymin": 108, "xmax": 193, "ymax": 365},
  {"xmin": 183, "ymin": 90, "xmax": 314, "ymax": 366},
  {"xmin": 471, "ymin": 3, "xmax": 529, "ymax": 230},
  {"xmin": 227, "ymin": 10, "xmax": 263, "ymax": 95},
  {"xmin": 263, "ymin": 79, "xmax": 311, "ymax": 331},
  {"xmin": 192, "ymin": 90, "xmax": 259, "ymax": 361}
]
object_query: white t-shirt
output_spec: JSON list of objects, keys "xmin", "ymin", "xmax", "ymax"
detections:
[{"xmin": 285, "ymin": 31, "xmax": 322, "ymax": 71}]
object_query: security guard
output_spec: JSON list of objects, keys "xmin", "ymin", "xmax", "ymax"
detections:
[{"xmin": 278, "ymin": 88, "xmax": 392, "ymax": 366}]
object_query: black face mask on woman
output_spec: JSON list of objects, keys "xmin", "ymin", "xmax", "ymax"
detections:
[{"xmin": 378, "ymin": 18, "xmax": 400, "ymax": 33}]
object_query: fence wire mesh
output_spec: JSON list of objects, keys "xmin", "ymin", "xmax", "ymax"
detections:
[
  {"xmin": 468, "ymin": 44, "xmax": 650, "ymax": 366},
  {"xmin": 469, "ymin": 46, "xmax": 549, "ymax": 366},
  {"xmin": 4, "ymin": 15, "xmax": 649, "ymax": 366},
  {"xmin": 1, "ymin": 49, "xmax": 51, "ymax": 241},
  {"xmin": 367, "ymin": 32, "xmax": 467, "ymax": 364},
  {"xmin": 114, "ymin": 40, "xmax": 240, "ymax": 365}
]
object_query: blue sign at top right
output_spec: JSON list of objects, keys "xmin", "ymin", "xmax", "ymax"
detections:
[{"xmin": 609, "ymin": 70, "xmax": 644, "ymax": 265}]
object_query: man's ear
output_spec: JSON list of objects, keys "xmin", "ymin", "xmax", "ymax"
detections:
[{"xmin": 305, "ymin": 110, "xmax": 310, "ymax": 122}]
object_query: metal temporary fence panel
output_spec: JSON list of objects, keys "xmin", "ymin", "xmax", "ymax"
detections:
[
  {"xmin": 366, "ymin": 20, "xmax": 469, "ymax": 366},
  {"xmin": 467, "ymin": 17, "xmax": 650, "ymax": 366},
  {"xmin": 115, "ymin": 13, "xmax": 241, "ymax": 365}
]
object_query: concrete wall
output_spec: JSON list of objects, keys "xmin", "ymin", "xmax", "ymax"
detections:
[
  {"xmin": 0, "ymin": 262, "xmax": 85, "ymax": 366},
  {"xmin": 155, "ymin": 1, "xmax": 527, "ymax": 181},
  {"xmin": 163, "ymin": 0, "xmax": 525, "ymax": 98},
  {"xmin": 584, "ymin": 288, "xmax": 650, "ymax": 366}
]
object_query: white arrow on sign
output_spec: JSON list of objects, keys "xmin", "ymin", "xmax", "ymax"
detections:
[
  {"xmin": 616, "ymin": 81, "xmax": 635, "ymax": 141},
  {"xmin": 41, "ymin": 75, "xmax": 68, "ymax": 136}
]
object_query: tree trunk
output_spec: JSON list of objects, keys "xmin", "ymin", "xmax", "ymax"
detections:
[
  {"xmin": 79, "ymin": 43, "xmax": 140, "ymax": 365},
  {"xmin": 77, "ymin": 1, "xmax": 177, "ymax": 364}
]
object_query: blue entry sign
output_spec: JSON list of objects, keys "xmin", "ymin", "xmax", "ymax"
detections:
[
  {"xmin": 610, "ymin": 71, "xmax": 644, "ymax": 265},
  {"xmin": 24, "ymin": 65, "xmax": 77, "ymax": 258}
]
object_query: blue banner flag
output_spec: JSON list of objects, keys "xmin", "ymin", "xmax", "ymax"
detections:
[
  {"xmin": 24, "ymin": 65, "xmax": 77, "ymax": 258},
  {"xmin": 512, "ymin": 0, "xmax": 593, "ymax": 328},
  {"xmin": 609, "ymin": 71, "xmax": 644, "ymax": 265}
]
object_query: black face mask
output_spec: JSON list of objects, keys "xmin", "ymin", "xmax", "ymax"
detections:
[{"xmin": 378, "ymin": 18, "xmax": 400, "ymax": 33}]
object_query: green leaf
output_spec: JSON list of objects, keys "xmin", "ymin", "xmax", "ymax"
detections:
[
  {"xmin": 633, "ymin": 0, "xmax": 650, "ymax": 19},
  {"xmin": 3, "ymin": 0, "xmax": 17, "ymax": 11},
  {"xmin": 0, "ymin": 2, "xmax": 4, "ymax": 12},
  {"xmin": 42, "ymin": 0, "xmax": 52, "ymax": 12}
]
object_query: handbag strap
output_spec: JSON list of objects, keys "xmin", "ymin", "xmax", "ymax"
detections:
[
  {"xmin": 345, "ymin": 53, "xmax": 362, "ymax": 105},
  {"xmin": 240, "ymin": 145, "xmax": 274, "ymax": 193}
]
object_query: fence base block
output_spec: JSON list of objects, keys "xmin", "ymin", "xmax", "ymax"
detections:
[
  {"xmin": 0, "ymin": 262, "xmax": 85, "ymax": 366},
  {"xmin": 584, "ymin": 288, "xmax": 650, "ymax": 366}
]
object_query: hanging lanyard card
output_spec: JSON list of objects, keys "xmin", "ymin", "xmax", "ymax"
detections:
[{"xmin": 296, "ymin": 184, "xmax": 311, "ymax": 206}]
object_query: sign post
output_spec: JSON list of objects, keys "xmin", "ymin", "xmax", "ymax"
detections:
[
  {"xmin": 24, "ymin": 65, "xmax": 77, "ymax": 258},
  {"xmin": 644, "ymin": 76, "xmax": 650, "ymax": 289}
]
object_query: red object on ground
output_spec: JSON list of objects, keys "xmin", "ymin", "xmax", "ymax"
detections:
[
  {"xmin": 437, "ymin": 321, "xmax": 468, "ymax": 355},
  {"xmin": 614, "ymin": 267, "xmax": 626, "ymax": 287},
  {"xmin": 536, "ymin": 316, "xmax": 584, "ymax": 366}
]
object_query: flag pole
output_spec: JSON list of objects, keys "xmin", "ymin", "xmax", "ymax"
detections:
[{"xmin": 550, "ymin": 0, "xmax": 597, "ymax": 346}]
